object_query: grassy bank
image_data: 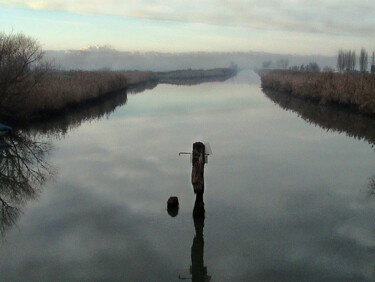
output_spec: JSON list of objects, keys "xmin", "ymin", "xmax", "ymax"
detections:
[
  {"xmin": 259, "ymin": 70, "xmax": 375, "ymax": 114},
  {"xmin": 1, "ymin": 67, "xmax": 236, "ymax": 121}
]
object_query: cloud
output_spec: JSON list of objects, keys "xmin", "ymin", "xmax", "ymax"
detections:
[{"xmin": 1, "ymin": 0, "xmax": 375, "ymax": 37}]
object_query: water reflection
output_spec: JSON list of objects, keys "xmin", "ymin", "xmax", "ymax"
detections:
[
  {"xmin": 159, "ymin": 74, "xmax": 235, "ymax": 86},
  {"xmin": 13, "ymin": 75, "xmax": 236, "ymax": 138},
  {"xmin": 191, "ymin": 196, "xmax": 210, "ymax": 282},
  {"xmin": 367, "ymin": 176, "xmax": 375, "ymax": 197},
  {"xmin": 18, "ymin": 90, "xmax": 128, "ymax": 138},
  {"xmin": 0, "ymin": 133, "xmax": 54, "ymax": 235},
  {"xmin": 263, "ymin": 89, "xmax": 375, "ymax": 147},
  {"xmin": 2, "ymin": 72, "xmax": 375, "ymax": 279}
]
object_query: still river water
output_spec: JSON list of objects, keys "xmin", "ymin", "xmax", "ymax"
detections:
[{"xmin": 1, "ymin": 70, "xmax": 375, "ymax": 281}]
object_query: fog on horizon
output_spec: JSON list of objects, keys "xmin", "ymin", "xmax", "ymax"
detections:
[{"xmin": 1, "ymin": 0, "xmax": 375, "ymax": 59}]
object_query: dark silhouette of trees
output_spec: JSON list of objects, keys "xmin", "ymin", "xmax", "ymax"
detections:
[
  {"xmin": 276, "ymin": 59, "xmax": 289, "ymax": 69},
  {"xmin": 359, "ymin": 48, "xmax": 369, "ymax": 72},
  {"xmin": 0, "ymin": 33, "xmax": 50, "ymax": 110},
  {"xmin": 289, "ymin": 65, "xmax": 300, "ymax": 71},
  {"xmin": 337, "ymin": 49, "xmax": 356, "ymax": 72},
  {"xmin": 337, "ymin": 49, "xmax": 344, "ymax": 72},
  {"xmin": 305, "ymin": 62, "xmax": 320, "ymax": 72},
  {"xmin": 289, "ymin": 62, "xmax": 320, "ymax": 72}
]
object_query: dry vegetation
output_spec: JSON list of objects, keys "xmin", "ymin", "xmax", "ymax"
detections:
[
  {"xmin": 28, "ymin": 71, "xmax": 156, "ymax": 115},
  {"xmin": 2, "ymin": 69, "xmax": 159, "ymax": 119},
  {"xmin": 10, "ymin": 68, "xmax": 234, "ymax": 119},
  {"xmin": 260, "ymin": 70, "xmax": 375, "ymax": 114},
  {"xmin": 0, "ymin": 32, "xmax": 236, "ymax": 120}
]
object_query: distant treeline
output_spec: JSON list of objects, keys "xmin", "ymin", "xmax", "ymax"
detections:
[
  {"xmin": 262, "ymin": 48, "xmax": 375, "ymax": 73},
  {"xmin": 336, "ymin": 48, "xmax": 374, "ymax": 72},
  {"xmin": 259, "ymin": 70, "xmax": 375, "ymax": 115},
  {"xmin": 262, "ymin": 59, "xmax": 331, "ymax": 73},
  {"xmin": 0, "ymin": 32, "xmax": 237, "ymax": 121}
]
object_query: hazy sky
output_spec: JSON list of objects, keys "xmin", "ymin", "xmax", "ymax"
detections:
[{"xmin": 1, "ymin": 0, "xmax": 375, "ymax": 55}]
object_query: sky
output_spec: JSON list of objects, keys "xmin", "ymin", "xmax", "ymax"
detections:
[{"xmin": 0, "ymin": 0, "xmax": 375, "ymax": 55}]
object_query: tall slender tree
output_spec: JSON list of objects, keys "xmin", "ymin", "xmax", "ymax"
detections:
[
  {"xmin": 359, "ymin": 48, "xmax": 369, "ymax": 72},
  {"xmin": 337, "ymin": 49, "xmax": 345, "ymax": 72}
]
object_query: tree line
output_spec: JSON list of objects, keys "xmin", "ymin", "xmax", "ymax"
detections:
[
  {"xmin": 337, "ymin": 48, "xmax": 375, "ymax": 72},
  {"xmin": 262, "ymin": 59, "xmax": 323, "ymax": 72}
]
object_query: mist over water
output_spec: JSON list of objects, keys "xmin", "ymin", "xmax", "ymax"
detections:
[
  {"xmin": 46, "ymin": 50, "xmax": 336, "ymax": 71},
  {"xmin": 1, "ymin": 71, "xmax": 375, "ymax": 280}
]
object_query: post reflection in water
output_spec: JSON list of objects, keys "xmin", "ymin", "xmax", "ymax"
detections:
[
  {"xmin": 179, "ymin": 195, "xmax": 210, "ymax": 282},
  {"xmin": 0, "ymin": 133, "xmax": 54, "ymax": 235},
  {"xmin": 179, "ymin": 142, "xmax": 211, "ymax": 281},
  {"xmin": 191, "ymin": 195, "xmax": 211, "ymax": 282}
]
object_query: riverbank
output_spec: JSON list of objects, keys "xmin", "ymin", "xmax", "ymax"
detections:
[
  {"xmin": 1, "ymin": 67, "xmax": 237, "ymax": 121},
  {"xmin": 263, "ymin": 88, "xmax": 375, "ymax": 147},
  {"xmin": 259, "ymin": 70, "xmax": 375, "ymax": 115}
]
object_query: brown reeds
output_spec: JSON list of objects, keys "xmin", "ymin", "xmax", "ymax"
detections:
[
  {"xmin": 260, "ymin": 70, "xmax": 375, "ymax": 114},
  {"xmin": 1, "ymin": 67, "xmax": 235, "ymax": 121},
  {"xmin": 2, "ymin": 70, "xmax": 157, "ymax": 119}
]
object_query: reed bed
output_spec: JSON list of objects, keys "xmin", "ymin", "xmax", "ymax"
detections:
[
  {"xmin": 1, "ymin": 67, "xmax": 234, "ymax": 120},
  {"xmin": 3, "ymin": 70, "xmax": 156, "ymax": 119},
  {"xmin": 260, "ymin": 70, "xmax": 375, "ymax": 114}
]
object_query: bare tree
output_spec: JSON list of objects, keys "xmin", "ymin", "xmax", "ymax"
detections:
[
  {"xmin": 338, "ymin": 49, "xmax": 357, "ymax": 72},
  {"xmin": 337, "ymin": 49, "xmax": 345, "ymax": 72},
  {"xmin": 0, "ymin": 32, "xmax": 50, "ymax": 113},
  {"xmin": 350, "ymin": 50, "xmax": 356, "ymax": 71},
  {"xmin": 359, "ymin": 48, "xmax": 368, "ymax": 72},
  {"xmin": 276, "ymin": 59, "xmax": 289, "ymax": 69},
  {"xmin": 372, "ymin": 51, "xmax": 375, "ymax": 66}
]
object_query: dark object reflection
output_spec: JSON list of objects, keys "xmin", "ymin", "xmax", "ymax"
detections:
[
  {"xmin": 191, "ymin": 195, "xmax": 210, "ymax": 282},
  {"xmin": 0, "ymin": 133, "xmax": 54, "ymax": 235},
  {"xmin": 167, "ymin": 206, "xmax": 179, "ymax": 217},
  {"xmin": 367, "ymin": 175, "xmax": 375, "ymax": 197},
  {"xmin": 179, "ymin": 196, "xmax": 210, "ymax": 281}
]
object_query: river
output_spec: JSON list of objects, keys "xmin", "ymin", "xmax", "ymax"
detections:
[{"xmin": 1, "ymin": 70, "xmax": 375, "ymax": 281}]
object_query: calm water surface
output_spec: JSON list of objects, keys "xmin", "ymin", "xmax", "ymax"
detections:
[{"xmin": 1, "ymin": 71, "xmax": 375, "ymax": 281}]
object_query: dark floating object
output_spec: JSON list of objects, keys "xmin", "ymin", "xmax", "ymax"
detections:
[
  {"xmin": 167, "ymin": 196, "xmax": 179, "ymax": 217},
  {"xmin": 167, "ymin": 196, "xmax": 179, "ymax": 208}
]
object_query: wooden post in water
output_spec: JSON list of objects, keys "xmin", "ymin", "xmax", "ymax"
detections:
[
  {"xmin": 178, "ymin": 142, "xmax": 210, "ymax": 280},
  {"xmin": 191, "ymin": 142, "xmax": 205, "ymax": 195}
]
